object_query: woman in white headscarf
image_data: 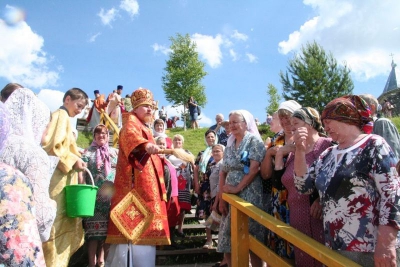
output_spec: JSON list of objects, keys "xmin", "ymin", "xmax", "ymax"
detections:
[
  {"xmin": 153, "ymin": 118, "xmax": 173, "ymax": 148},
  {"xmin": 260, "ymin": 100, "xmax": 301, "ymax": 259},
  {"xmin": 0, "ymin": 87, "xmax": 57, "ymax": 242},
  {"xmin": 217, "ymin": 110, "xmax": 266, "ymax": 267},
  {"xmin": 0, "ymin": 102, "xmax": 46, "ymax": 266}
]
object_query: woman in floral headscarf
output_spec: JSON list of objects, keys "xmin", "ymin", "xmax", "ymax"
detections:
[{"xmin": 294, "ymin": 95, "xmax": 400, "ymax": 267}]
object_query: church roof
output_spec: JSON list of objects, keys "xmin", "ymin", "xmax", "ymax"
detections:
[{"xmin": 382, "ymin": 60, "xmax": 398, "ymax": 94}]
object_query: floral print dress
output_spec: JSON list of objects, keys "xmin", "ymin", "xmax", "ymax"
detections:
[
  {"xmin": 0, "ymin": 163, "xmax": 45, "ymax": 266},
  {"xmin": 295, "ymin": 134, "xmax": 400, "ymax": 251},
  {"xmin": 266, "ymin": 131, "xmax": 294, "ymax": 259},
  {"xmin": 217, "ymin": 132, "xmax": 266, "ymax": 253},
  {"xmin": 82, "ymin": 146, "xmax": 118, "ymax": 240}
]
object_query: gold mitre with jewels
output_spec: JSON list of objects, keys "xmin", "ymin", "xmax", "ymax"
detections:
[{"xmin": 131, "ymin": 88, "xmax": 154, "ymax": 109}]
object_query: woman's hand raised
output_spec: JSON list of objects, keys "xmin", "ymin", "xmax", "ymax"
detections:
[{"xmin": 293, "ymin": 127, "xmax": 309, "ymax": 152}]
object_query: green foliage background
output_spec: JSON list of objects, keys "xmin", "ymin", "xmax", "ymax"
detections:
[
  {"xmin": 161, "ymin": 33, "xmax": 207, "ymax": 128},
  {"xmin": 280, "ymin": 41, "xmax": 353, "ymax": 113}
]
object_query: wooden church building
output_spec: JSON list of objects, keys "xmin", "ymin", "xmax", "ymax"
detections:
[{"xmin": 378, "ymin": 59, "xmax": 400, "ymax": 116}]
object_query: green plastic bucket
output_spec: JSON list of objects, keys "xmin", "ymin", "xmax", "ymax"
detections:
[{"xmin": 65, "ymin": 168, "xmax": 98, "ymax": 218}]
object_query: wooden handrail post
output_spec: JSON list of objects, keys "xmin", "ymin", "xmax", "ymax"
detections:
[{"xmin": 231, "ymin": 206, "xmax": 249, "ymax": 267}]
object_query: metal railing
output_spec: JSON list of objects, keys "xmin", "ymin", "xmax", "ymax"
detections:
[{"xmin": 222, "ymin": 193, "xmax": 361, "ymax": 267}]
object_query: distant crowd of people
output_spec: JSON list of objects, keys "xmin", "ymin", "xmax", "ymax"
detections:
[{"xmin": 1, "ymin": 82, "xmax": 400, "ymax": 267}]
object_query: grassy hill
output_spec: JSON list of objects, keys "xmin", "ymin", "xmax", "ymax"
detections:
[{"xmin": 77, "ymin": 124, "xmax": 274, "ymax": 154}]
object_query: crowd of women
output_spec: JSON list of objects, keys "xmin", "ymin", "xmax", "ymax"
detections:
[{"xmin": 1, "ymin": 82, "xmax": 400, "ymax": 267}]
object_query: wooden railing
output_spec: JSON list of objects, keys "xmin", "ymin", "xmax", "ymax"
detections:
[
  {"xmin": 222, "ymin": 193, "xmax": 361, "ymax": 267},
  {"xmin": 99, "ymin": 110, "xmax": 120, "ymax": 148}
]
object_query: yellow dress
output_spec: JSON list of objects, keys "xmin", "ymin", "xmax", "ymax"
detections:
[{"xmin": 41, "ymin": 108, "xmax": 84, "ymax": 267}]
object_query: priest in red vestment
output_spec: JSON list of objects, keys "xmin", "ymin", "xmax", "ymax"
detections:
[
  {"xmin": 105, "ymin": 88, "xmax": 170, "ymax": 267},
  {"xmin": 87, "ymin": 90, "xmax": 108, "ymax": 128}
]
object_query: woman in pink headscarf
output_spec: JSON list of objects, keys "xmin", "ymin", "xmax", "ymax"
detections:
[{"xmin": 80, "ymin": 124, "xmax": 118, "ymax": 267}]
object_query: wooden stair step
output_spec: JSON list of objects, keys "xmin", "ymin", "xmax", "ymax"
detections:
[
  {"xmin": 156, "ymin": 247, "xmax": 217, "ymax": 256},
  {"xmin": 181, "ymin": 224, "xmax": 206, "ymax": 230}
]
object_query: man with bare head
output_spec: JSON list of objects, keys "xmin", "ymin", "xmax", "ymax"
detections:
[
  {"xmin": 360, "ymin": 94, "xmax": 400, "ymax": 159},
  {"xmin": 209, "ymin": 113, "xmax": 228, "ymax": 146}
]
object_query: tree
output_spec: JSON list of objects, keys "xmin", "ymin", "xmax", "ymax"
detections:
[
  {"xmin": 280, "ymin": 41, "xmax": 353, "ymax": 113},
  {"xmin": 162, "ymin": 33, "xmax": 207, "ymax": 130},
  {"xmin": 266, "ymin": 83, "xmax": 281, "ymax": 115}
]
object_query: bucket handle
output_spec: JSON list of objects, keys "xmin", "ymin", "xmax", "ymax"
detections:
[{"xmin": 83, "ymin": 167, "xmax": 96, "ymax": 187}]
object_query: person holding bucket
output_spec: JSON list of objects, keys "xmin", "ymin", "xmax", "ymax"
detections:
[
  {"xmin": 105, "ymin": 88, "xmax": 170, "ymax": 267},
  {"xmin": 79, "ymin": 124, "xmax": 118, "ymax": 267},
  {"xmin": 42, "ymin": 88, "xmax": 89, "ymax": 267}
]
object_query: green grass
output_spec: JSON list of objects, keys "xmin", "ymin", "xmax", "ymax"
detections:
[
  {"xmin": 76, "ymin": 130, "xmax": 93, "ymax": 149},
  {"xmin": 391, "ymin": 117, "xmax": 400, "ymax": 131},
  {"xmin": 77, "ymin": 126, "xmax": 274, "ymax": 154}
]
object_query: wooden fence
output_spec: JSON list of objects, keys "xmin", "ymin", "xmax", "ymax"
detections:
[{"xmin": 223, "ymin": 193, "xmax": 361, "ymax": 267}]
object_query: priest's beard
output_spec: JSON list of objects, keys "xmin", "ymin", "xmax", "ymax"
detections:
[{"xmin": 142, "ymin": 114, "xmax": 153, "ymax": 123}]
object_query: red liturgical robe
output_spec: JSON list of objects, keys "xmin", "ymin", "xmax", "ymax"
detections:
[{"xmin": 106, "ymin": 112, "xmax": 170, "ymax": 245}]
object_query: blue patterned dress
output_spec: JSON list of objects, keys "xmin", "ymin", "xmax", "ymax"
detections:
[{"xmin": 217, "ymin": 132, "xmax": 266, "ymax": 253}]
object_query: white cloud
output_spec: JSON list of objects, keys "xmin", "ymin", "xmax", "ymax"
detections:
[
  {"xmin": 98, "ymin": 7, "xmax": 118, "ymax": 26},
  {"xmin": 37, "ymin": 89, "xmax": 64, "ymax": 112},
  {"xmin": 229, "ymin": 49, "xmax": 238, "ymax": 61},
  {"xmin": 246, "ymin": 53, "xmax": 257, "ymax": 63},
  {"xmin": 89, "ymin": 32, "xmax": 101, "ymax": 43},
  {"xmin": 156, "ymin": 30, "xmax": 256, "ymax": 68},
  {"xmin": 231, "ymin": 30, "xmax": 248, "ymax": 41},
  {"xmin": 191, "ymin": 33, "xmax": 225, "ymax": 68},
  {"xmin": 119, "ymin": 0, "xmax": 139, "ymax": 18},
  {"xmin": 0, "ymin": 16, "xmax": 60, "ymax": 89},
  {"xmin": 278, "ymin": 0, "xmax": 400, "ymax": 81},
  {"xmin": 152, "ymin": 43, "xmax": 171, "ymax": 55}
]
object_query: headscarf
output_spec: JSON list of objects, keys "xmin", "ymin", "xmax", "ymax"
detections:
[
  {"xmin": 321, "ymin": 95, "xmax": 373, "ymax": 134},
  {"xmin": 91, "ymin": 125, "xmax": 111, "ymax": 176},
  {"xmin": 4, "ymin": 88, "xmax": 50, "ymax": 145},
  {"xmin": 227, "ymin": 109, "xmax": 261, "ymax": 147},
  {"xmin": 153, "ymin": 119, "xmax": 168, "ymax": 138},
  {"xmin": 278, "ymin": 100, "xmax": 302, "ymax": 113},
  {"xmin": 199, "ymin": 129, "xmax": 218, "ymax": 173},
  {"xmin": 0, "ymin": 102, "xmax": 10, "ymax": 153},
  {"xmin": 292, "ymin": 107, "xmax": 326, "ymax": 135}
]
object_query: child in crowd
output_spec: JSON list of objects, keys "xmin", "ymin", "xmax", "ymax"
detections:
[
  {"xmin": 153, "ymin": 119, "xmax": 173, "ymax": 148},
  {"xmin": 203, "ymin": 144, "xmax": 225, "ymax": 248},
  {"xmin": 155, "ymin": 137, "xmax": 183, "ymax": 249},
  {"xmin": 41, "ymin": 88, "xmax": 89, "ymax": 267}
]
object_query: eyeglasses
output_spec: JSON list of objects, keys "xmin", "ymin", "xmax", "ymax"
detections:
[{"xmin": 95, "ymin": 132, "xmax": 108, "ymax": 135}]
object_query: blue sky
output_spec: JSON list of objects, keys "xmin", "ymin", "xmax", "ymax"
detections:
[{"xmin": 1, "ymin": 0, "xmax": 399, "ymax": 127}]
